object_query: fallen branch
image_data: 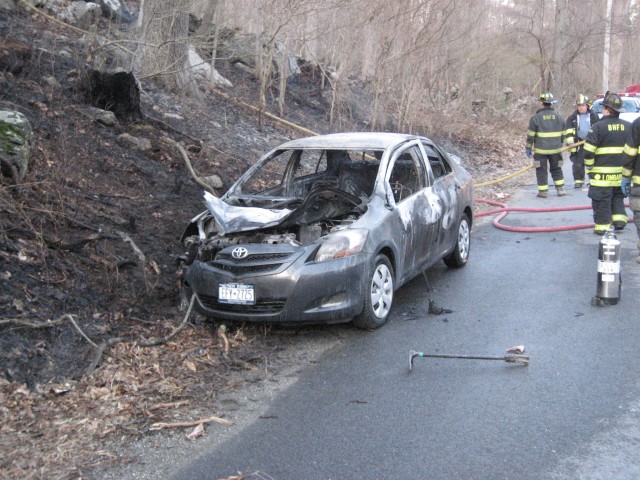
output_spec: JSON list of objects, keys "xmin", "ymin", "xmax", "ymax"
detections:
[
  {"xmin": 164, "ymin": 138, "xmax": 217, "ymax": 196},
  {"xmin": 144, "ymin": 114, "xmax": 202, "ymax": 144},
  {"xmin": 66, "ymin": 314, "xmax": 99, "ymax": 348},
  {"xmin": 116, "ymin": 231, "xmax": 146, "ymax": 263},
  {"xmin": 138, "ymin": 294, "xmax": 195, "ymax": 347},
  {"xmin": 218, "ymin": 324, "xmax": 230, "ymax": 355},
  {"xmin": 149, "ymin": 414, "xmax": 233, "ymax": 431},
  {"xmin": 0, "ymin": 316, "xmax": 64, "ymax": 328},
  {"xmin": 4, "ymin": 224, "xmax": 106, "ymax": 251},
  {"xmin": 147, "ymin": 400, "xmax": 190, "ymax": 411},
  {"xmin": 85, "ymin": 337, "xmax": 129, "ymax": 377},
  {"xmin": 85, "ymin": 295, "xmax": 196, "ymax": 376},
  {"xmin": 0, "ymin": 313, "xmax": 97, "ymax": 349}
]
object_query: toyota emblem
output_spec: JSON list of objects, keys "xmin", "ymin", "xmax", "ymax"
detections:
[{"xmin": 231, "ymin": 247, "xmax": 249, "ymax": 259}]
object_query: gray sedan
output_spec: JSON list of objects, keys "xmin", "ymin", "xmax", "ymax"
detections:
[{"xmin": 178, "ymin": 132, "xmax": 473, "ymax": 329}]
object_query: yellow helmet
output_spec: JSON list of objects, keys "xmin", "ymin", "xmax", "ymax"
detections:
[{"xmin": 539, "ymin": 92, "xmax": 557, "ymax": 104}]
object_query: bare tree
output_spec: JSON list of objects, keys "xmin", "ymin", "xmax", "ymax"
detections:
[
  {"xmin": 550, "ymin": 0, "xmax": 566, "ymax": 94},
  {"xmin": 179, "ymin": 0, "xmax": 636, "ymax": 132},
  {"xmin": 136, "ymin": 0, "xmax": 199, "ymax": 95},
  {"xmin": 607, "ymin": 0, "xmax": 632, "ymax": 91}
]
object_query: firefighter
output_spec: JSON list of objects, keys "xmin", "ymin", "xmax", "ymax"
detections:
[
  {"xmin": 583, "ymin": 93, "xmax": 630, "ymax": 235},
  {"xmin": 621, "ymin": 116, "xmax": 640, "ymax": 262},
  {"xmin": 563, "ymin": 94, "xmax": 599, "ymax": 188},
  {"xmin": 526, "ymin": 92, "xmax": 566, "ymax": 198}
]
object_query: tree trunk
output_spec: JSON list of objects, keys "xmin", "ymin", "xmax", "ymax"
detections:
[
  {"xmin": 602, "ymin": 0, "xmax": 613, "ymax": 92},
  {"xmin": 609, "ymin": 0, "xmax": 631, "ymax": 90},
  {"xmin": 550, "ymin": 0, "xmax": 566, "ymax": 97},
  {"xmin": 136, "ymin": 0, "xmax": 198, "ymax": 95}
]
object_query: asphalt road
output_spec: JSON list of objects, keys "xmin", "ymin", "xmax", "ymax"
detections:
[{"xmin": 172, "ymin": 178, "xmax": 640, "ymax": 480}]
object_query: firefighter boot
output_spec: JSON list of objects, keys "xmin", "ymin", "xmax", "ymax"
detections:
[
  {"xmin": 537, "ymin": 191, "xmax": 548, "ymax": 198},
  {"xmin": 557, "ymin": 187, "xmax": 566, "ymax": 197}
]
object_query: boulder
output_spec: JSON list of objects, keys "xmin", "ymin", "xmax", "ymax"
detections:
[
  {"xmin": 0, "ymin": 110, "xmax": 34, "ymax": 183},
  {"xmin": 0, "ymin": 0, "xmax": 15, "ymax": 12},
  {"xmin": 117, "ymin": 133, "xmax": 151, "ymax": 151},
  {"xmin": 84, "ymin": 107, "xmax": 117, "ymax": 126},
  {"xmin": 59, "ymin": 1, "xmax": 102, "ymax": 30},
  {"xmin": 187, "ymin": 45, "xmax": 232, "ymax": 88},
  {"xmin": 96, "ymin": 0, "xmax": 134, "ymax": 23}
]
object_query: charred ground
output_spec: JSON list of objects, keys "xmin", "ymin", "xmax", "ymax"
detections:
[{"xmin": 0, "ymin": 7, "xmax": 525, "ymax": 479}]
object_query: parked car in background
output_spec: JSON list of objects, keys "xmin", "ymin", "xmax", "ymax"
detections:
[
  {"xmin": 177, "ymin": 132, "xmax": 474, "ymax": 329},
  {"xmin": 591, "ymin": 97, "xmax": 640, "ymax": 123}
]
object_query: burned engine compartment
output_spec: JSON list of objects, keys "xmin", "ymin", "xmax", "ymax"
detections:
[
  {"xmin": 180, "ymin": 185, "xmax": 368, "ymax": 266},
  {"xmin": 179, "ymin": 145, "xmax": 385, "ymax": 267}
]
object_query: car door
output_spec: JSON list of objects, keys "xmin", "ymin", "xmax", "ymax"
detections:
[
  {"xmin": 420, "ymin": 141, "xmax": 460, "ymax": 258},
  {"xmin": 384, "ymin": 143, "xmax": 434, "ymax": 281}
]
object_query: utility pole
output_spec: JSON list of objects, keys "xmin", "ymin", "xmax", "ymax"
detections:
[{"xmin": 602, "ymin": 0, "xmax": 613, "ymax": 92}]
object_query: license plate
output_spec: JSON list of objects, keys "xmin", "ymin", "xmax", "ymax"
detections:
[{"xmin": 218, "ymin": 283, "xmax": 255, "ymax": 305}]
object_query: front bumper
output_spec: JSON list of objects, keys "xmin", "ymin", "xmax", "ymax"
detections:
[{"xmin": 182, "ymin": 249, "xmax": 369, "ymax": 325}]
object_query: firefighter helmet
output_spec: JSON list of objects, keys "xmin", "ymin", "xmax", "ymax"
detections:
[
  {"xmin": 539, "ymin": 92, "xmax": 557, "ymax": 104},
  {"xmin": 603, "ymin": 93, "xmax": 625, "ymax": 113},
  {"xmin": 576, "ymin": 94, "xmax": 589, "ymax": 106}
]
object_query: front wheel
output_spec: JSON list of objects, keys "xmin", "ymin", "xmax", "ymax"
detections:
[
  {"xmin": 353, "ymin": 254, "xmax": 394, "ymax": 330},
  {"xmin": 443, "ymin": 213, "xmax": 471, "ymax": 268}
]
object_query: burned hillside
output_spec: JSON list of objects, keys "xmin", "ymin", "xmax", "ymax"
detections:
[{"xmin": 0, "ymin": 4, "xmax": 525, "ymax": 478}]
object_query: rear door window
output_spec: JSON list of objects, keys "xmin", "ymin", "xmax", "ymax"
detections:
[{"xmin": 422, "ymin": 143, "xmax": 452, "ymax": 180}]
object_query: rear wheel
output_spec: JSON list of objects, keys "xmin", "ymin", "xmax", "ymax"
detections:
[
  {"xmin": 443, "ymin": 213, "xmax": 470, "ymax": 268},
  {"xmin": 353, "ymin": 254, "xmax": 394, "ymax": 330}
]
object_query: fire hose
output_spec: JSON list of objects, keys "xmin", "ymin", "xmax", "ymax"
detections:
[
  {"xmin": 475, "ymin": 200, "xmax": 599, "ymax": 233},
  {"xmin": 474, "ymin": 141, "xmax": 635, "ymax": 233}
]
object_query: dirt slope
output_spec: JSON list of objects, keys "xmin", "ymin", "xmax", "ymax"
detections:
[{"xmin": 0, "ymin": 7, "xmax": 526, "ymax": 479}]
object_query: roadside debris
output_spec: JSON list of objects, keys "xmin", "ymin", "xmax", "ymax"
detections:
[
  {"xmin": 149, "ymin": 414, "xmax": 233, "ymax": 431},
  {"xmin": 185, "ymin": 423, "xmax": 206, "ymax": 441},
  {"xmin": 428, "ymin": 298, "xmax": 453, "ymax": 315},
  {"xmin": 408, "ymin": 345, "xmax": 529, "ymax": 371}
]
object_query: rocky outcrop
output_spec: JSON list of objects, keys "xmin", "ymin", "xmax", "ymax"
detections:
[{"xmin": 0, "ymin": 110, "xmax": 34, "ymax": 183}]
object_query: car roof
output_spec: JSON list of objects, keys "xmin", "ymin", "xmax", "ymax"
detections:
[{"xmin": 276, "ymin": 132, "xmax": 431, "ymax": 150}]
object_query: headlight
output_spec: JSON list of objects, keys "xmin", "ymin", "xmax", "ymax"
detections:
[{"xmin": 314, "ymin": 229, "xmax": 368, "ymax": 262}]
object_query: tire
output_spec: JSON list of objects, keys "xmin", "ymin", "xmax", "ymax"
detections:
[
  {"xmin": 353, "ymin": 254, "xmax": 394, "ymax": 330},
  {"xmin": 443, "ymin": 213, "xmax": 471, "ymax": 268}
]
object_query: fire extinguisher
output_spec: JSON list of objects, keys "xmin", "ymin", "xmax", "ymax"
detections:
[{"xmin": 591, "ymin": 229, "xmax": 622, "ymax": 306}]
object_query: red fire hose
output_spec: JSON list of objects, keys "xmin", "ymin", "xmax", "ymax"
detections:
[{"xmin": 475, "ymin": 199, "xmax": 634, "ymax": 233}]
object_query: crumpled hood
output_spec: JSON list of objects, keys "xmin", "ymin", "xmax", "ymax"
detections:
[{"xmin": 204, "ymin": 192, "xmax": 292, "ymax": 235}]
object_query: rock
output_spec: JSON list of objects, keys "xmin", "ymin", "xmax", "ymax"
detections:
[
  {"xmin": 0, "ymin": 110, "xmax": 34, "ymax": 182},
  {"xmin": 41, "ymin": 75, "xmax": 60, "ymax": 89},
  {"xmin": 118, "ymin": 133, "xmax": 152, "ymax": 151},
  {"xmin": 187, "ymin": 45, "xmax": 232, "ymax": 88},
  {"xmin": 0, "ymin": 0, "xmax": 15, "ymax": 13},
  {"xmin": 96, "ymin": 0, "xmax": 134, "ymax": 23},
  {"xmin": 203, "ymin": 174, "xmax": 223, "ymax": 190},
  {"xmin": 163, "ymin": 113, "xmax": 184, "ymax": 121},
  {"xmin": 84, "ymin": 107, "xmax": 117, "ymax": 126},
  {"xmin": 58, "ymin": 1, "xmax": 102, "ymax": 30}
]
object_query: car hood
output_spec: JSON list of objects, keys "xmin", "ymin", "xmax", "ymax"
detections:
[
  {"xmin": 204, "ymin": 187, "xmax": 366, "ymax": 236},
  {"xmin": 204, "ymin": 192, "xmax": 293, "ymax": 235}
]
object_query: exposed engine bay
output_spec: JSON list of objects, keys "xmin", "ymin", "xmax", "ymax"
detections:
[{"xmin": 179, "ymin": 185, "xmax": 368, "ymax": 266}]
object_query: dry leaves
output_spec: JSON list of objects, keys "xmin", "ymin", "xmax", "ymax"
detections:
[{"xmin": 0, "ymin": 323, "xmax": 261, "ymax": 478}]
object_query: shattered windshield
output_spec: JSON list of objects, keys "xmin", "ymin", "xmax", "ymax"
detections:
[{"xmin": 233, "ymin": 148, "xmax": 383, "ymax": 203}]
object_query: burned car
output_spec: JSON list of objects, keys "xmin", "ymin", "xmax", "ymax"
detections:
[{"xmin": 178, "ymin": 132, "xmax": 473, "ymax": 329}]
